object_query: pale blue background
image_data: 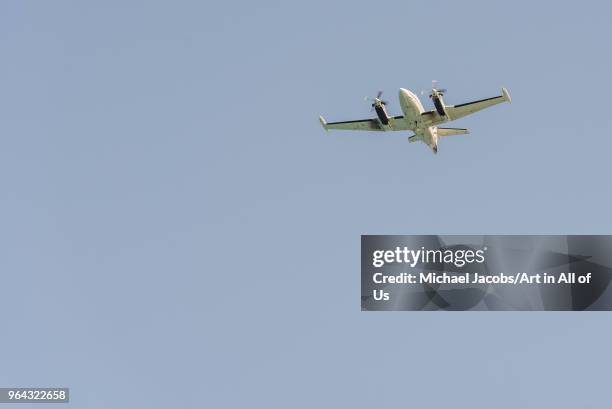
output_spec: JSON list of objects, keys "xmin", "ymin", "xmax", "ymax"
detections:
[{"xmin": 1, "ymin": 1, "xmax": 611, "ymax": 408}]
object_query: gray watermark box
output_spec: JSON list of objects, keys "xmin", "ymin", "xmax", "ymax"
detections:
[
  {"xmin": 0, "ymin": 388, "xmax": 69, "ymax": 403},
  {"xmin": 362, "ymin": 235, "xmax": 612, "ymax": 311}
]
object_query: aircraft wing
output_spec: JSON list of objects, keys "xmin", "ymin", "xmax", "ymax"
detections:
[
  {"xmin": 319, "ymin": 115, "xmax": 412, "ymax": 131},
  {"xmin": 444, "ymin": 87, "xmax": 511, "ymax": 121},
  {"xmin": 319, "ymin": 116, "xmax": 381, "ymax": 131}
]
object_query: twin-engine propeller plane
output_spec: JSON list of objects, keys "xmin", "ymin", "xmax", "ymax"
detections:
[{"xmin": 319, "ymin": 81, "xmax": 511, "ymax": 154}]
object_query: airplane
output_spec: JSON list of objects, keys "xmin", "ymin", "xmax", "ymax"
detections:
[{"xmin": 319, "ymin": 82, "xmax": 511, "ymax": 154}]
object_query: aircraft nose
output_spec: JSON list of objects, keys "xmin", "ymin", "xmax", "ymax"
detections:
[{"xmin": 399, "ymin": 88, "xmax": 410, "ymax": 104}]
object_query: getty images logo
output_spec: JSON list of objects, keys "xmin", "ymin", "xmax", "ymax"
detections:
[{"xmin": 372, "ymin": 246, "xmax": 487, "ymax": 268}]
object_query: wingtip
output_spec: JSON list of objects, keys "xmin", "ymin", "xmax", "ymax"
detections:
[
  {"xmin": 502, "ymin": 87, "xmax": 512, "ymax": 104},
  {"xmin": 319, "ymin": 115, "xmax": 328, "ymax": 131}
]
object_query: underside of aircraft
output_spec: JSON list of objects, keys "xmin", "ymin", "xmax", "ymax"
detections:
[{"xmin": 320, "ymin": 83, "xmax": 511, "ymax": 154}]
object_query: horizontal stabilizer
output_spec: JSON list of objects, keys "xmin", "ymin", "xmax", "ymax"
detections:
[{"xmin": 437, "ymin": 127, "xmax": 469, "ymax": 137}]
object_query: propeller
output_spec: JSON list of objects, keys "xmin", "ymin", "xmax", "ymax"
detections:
[
  {"xmin": 364, "ymin": 91, "xmax": 388, "ymax": 110},
  {"xmin": 421, "ymin": 80, "xmax": 447, "ymax": 98},
  {"xmin": 431, "ymin": 80, "xmax": 446, "ymax": 93}
]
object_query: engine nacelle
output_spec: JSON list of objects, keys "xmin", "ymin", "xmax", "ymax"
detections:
[
  {"xmin": 432, "ymin": 94, "xmax": 447, "ymax": 117},
  {"xmin": 374, "ymin": 103, "xmax": 390, "ymax": 125}
]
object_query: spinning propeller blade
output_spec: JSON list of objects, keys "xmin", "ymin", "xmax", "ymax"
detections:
[
  {"xmin": 364, "ymin": 91, "xmax": 388, "ymax": 106},
  {"xmin": 420, "ymin": 80, "xmax": 448, "ymax": 98}
]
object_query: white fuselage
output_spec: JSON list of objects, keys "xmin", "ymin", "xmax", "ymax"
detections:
[{"xmin": 398, "ymin": 88, "xmax": 442, "ymax": 152}]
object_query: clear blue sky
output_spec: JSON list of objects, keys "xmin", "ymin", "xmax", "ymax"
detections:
[{"xmin": 1, "ymin": 1, "xmax": 611, "ymax": 408}]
